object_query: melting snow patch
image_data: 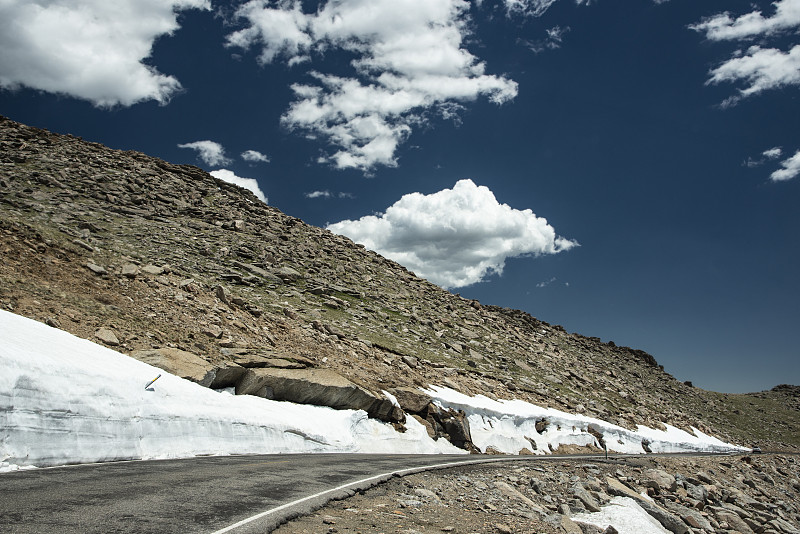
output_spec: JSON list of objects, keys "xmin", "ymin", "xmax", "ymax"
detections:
[{"xmin": 572, "ymin": 496, "xmax": 671, "ymax": 534}]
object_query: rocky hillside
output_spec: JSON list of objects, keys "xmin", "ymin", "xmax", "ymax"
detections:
[{"xmin": 1, "ymin": 115, "xmax": 798, "ymax": 450}]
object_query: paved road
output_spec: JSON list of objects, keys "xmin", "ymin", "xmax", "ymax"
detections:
[
  {"xmin": 1, "ymin": 451, "xmax": 751, "ymax": 533},
  {"xmin": 0, "ymin": 453, "xmax": 538, "ymax": 534}
]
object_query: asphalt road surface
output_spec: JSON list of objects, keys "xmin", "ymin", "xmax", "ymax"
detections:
[{"xmin": 0, "ymin": 453, "xmax": 541, "ymax": 534}]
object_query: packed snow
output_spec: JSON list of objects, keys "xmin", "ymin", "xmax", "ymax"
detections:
[{"xmin": 1, "ymin": 309, "xmax": 744, "ymax": 475}]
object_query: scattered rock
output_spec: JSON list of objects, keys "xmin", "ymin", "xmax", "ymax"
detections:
[
  {"xmin": 202, "ymin": 324, "xmax": 224, "ymax": 339},
  {"xmin": 401, "ymin": 355, "xmax": 419, "ymax": 369},
  {"xmin": 85, "ymin": 262, "xmax": 106, "ymax": 275},
  {"xmin": 72, "ymin": 239, "xmax": 94, "ymax": 252},
  {"xmin": 214, "ymin": 285, "xmax": 231, "ymax": 305},
  {"xmin": 94, "ymin": 327, "xmax": 119, "ymax": 346},
  {"xmin": 273, "ymin": 266, "xmax": 302, "ymax": 282},
  {"xmin": 121, "ymin": 263, "xmax": 138, "ymax": 278},
  {"xmin": 141, "ymin": 264, "xmax": 164, "ymax": 275}
]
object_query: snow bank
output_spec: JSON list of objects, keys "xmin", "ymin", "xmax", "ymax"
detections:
[
  {"xmin": 424, "ymin": 385, "xmax": 745, "ymax": 455},
  {"xmin": 0, "ymin": 309, "xmax": 745, "ymax": 472},
  {"xmin": 0, "ymin": 310, "xmax": 461, "ymax": 471}
]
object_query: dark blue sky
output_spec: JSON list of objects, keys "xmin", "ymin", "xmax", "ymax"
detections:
[{"xmin": 2, "ymin": 0, "xmax": 798, "ymax": 393}]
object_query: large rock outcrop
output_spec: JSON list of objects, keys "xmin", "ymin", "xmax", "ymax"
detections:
[{"xmin": 236, "ymin": 368, "xmax": 404, "ymax": 424}]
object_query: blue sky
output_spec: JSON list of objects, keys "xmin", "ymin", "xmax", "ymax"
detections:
[{"xmin": 1, "ymin": 0, "xmax": 798, "ymax": 393}]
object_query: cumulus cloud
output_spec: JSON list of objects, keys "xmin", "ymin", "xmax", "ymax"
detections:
[
  {"xmin": 745, "ymin": 146, "xmax": 784, "ymax": 167},
  {"xmin": 707, "ymin": 45, "xmax": 800, "ymax": 106},
  {"xmin": 241, "ymin": 150, "xmax": 270, "ymax": 163},
  {"xmin": 227, "ymin": 0, "xmax": 518, "ymax": 172},
  {"xmin": 0, "ymin": 0, "xmax": 209, "ymax": 108},
  {"xmin": 178, "ymin": 140, "xmax": 232, "ymax": 167},
  {"xmin": 210, "ymin": 169, "xmax": 268, "ymax": 203},
  {"xmin": 771, "ymin": 149, "xmax": 800, "ymax": 181},
  {"xmin": 691, "ymin": 1, "xmax": 800, "ymax": 105},
  {"xmin": 690, "ymin": 0, "xmax": 800, "ymax": 41},
  {"xmin": 327, "ymin": 179, "xmax": 577, "ymax": 288}
]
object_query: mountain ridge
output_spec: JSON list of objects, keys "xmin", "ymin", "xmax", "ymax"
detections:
[{"xmin": 1, "ymin": 114, "xmax": 798, "ymax": 451}]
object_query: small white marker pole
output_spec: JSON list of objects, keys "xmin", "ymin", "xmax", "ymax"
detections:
[{"xmin": 144, "ymin": 374, "xmax": 161, "ymax": 389}]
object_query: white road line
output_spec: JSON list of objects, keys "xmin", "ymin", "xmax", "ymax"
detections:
[{"xmin": 208, "ymin": 457, "xmax": 520, "ymax": 534}]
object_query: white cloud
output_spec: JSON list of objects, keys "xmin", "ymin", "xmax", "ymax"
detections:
[
  {"xmin": 227, "ymin": 0, "xmax": 518, "ymax": 172},
  {"xmin": 536, "ymin": 277, "xmax": 557, "ymax": 288},
  {"xmin": 499, "ymin": 0, "xmax": 604, "ymax": 17},
  {"xmin": 241, "ymin": 150, "xmax": 270, "ymax": 163},
  {"xmin": 501, "ymin": 0, "xmax": 599, "ymax": 17},
  {"xmin": 504, "ymin": 0, "xmax": 558, "ymax": 17},
  {"xmin": 745, "ymin": 146, "xmax": 784, "ymax": 167},
  {"xmin": 327, "ymin": 179, "xmax": 577, "ymax": 289},
  {"xmin": 305, "ymin": 190, "xmax": 354, "ymax": 199},
  {"xmin": 210, "ymin": 169, "xmax": 268, "ymax": 203},
  {"xmin": 178, "ymin": 140, "xmax": 232, "ymax": 167},
  {"xmin": 523, "ymin": 25, "xmax": 570, "ymax": 53},
  {"xmin": 0, "ymin": 0, "xmax": 209, "ymax": 108},
  {"xmin": 305, "ymin": 190, "xmax": 332, "ymax": 199},
  {"xmin": 707, "ymin": 45, "xmax": 800, "ymax": 106},
  {"xmin": 689, "ymin": 0, "xmax": 800, "ymax": 41},
  {"xmin": 226, "ymin": 0, "xmax": 313, "ymax": 66},
  {"xmin": 771, "ymin": 149, "xmax": 800, "ymax": 181},
  {"xmin": 691, "ymin": 1, "xmax": 800, "ymax": 105},
  {"xmin": 744, "ymin": 158, "xmax": 762, "ymax": 168}
]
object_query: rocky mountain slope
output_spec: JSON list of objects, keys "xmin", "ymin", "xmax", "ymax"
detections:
[{"xmin": 1, "ymin": 114, "xmax": 798, "ymax": 451}]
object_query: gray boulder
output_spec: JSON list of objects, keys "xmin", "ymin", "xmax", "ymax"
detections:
[
  {"xmin": 713, "ymin": 509, "xmax": 755, "ymax": 534},
  {"xmin": 572, "ymin": 483, "xmax": 602, "ymax": 513},
  {"xmin": 643, "ymin": 469, "xmax": 677, "ymax": 493},
  {"xmin": 662, "ymin": 500, "xmax": 714, "ymax": 532}
]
